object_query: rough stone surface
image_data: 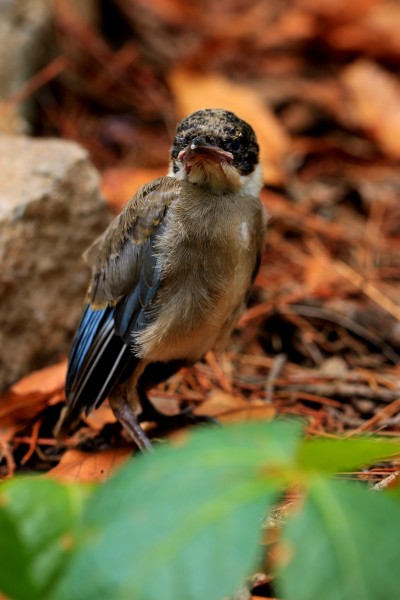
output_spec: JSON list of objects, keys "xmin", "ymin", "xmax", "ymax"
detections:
[{"xmin": 0, "ymin": 135, "xmax": 111, "ymax": 390}]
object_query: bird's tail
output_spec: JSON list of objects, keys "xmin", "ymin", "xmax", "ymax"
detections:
[{"xmin": 57, "ymin": 303, "xmax": 138, "ymax": 436}]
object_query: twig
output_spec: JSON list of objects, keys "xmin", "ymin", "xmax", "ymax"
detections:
[
  {"xmin": 279, "ymin": 383, "xmax": 400, "ymax": 403},
  {"xmin": 281, "ymin": 304, "xmax": 400, "ymax": 364},
  {"xmin": 0, "ymin": 442, "xmax": 15, "ymax": 478},
  {"xmin": 346, "ymin": 397, "xmax": 400, "ymax": 436},
  {"xmin": 335, "ymin": 261, "xmax": 400, "ymax": 323},
  {"xmin": 372, "ymin": 471, "xmax": 400, "ymax": 491},
  {"xmin": 205, "ymin": 352, "xmax": 233, "ymax": 393},
  {"xmin": 6, "ymin": 56, "xmax": 69, "ymax": 104},
  {"xmin": 265, "ymin": 353, "xmax": 287, "ymax": 402},
  {"xmin": 21, "ymin": 419, "xmax": 42, "ymax": 465}
]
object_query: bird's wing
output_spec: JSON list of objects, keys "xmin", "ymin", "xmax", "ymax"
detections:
[
  {"xmin": 63, "ymin": 177, "xmax": 181, "ymax": 426},
  {"xmin": 85, "ymin": 176, "xmax": 179, "ymax": 309}
]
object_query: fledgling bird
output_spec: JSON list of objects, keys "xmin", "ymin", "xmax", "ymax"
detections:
[{"xmin": 62, "ymin": 108, "xmax": 267, "ymax": 451}]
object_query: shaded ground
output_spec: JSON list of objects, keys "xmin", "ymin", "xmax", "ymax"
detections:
[{"xmin": 1, "ymin": 0, "xmax": 399, "ymax": 491}]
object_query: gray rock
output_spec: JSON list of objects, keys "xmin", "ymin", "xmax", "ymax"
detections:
[{"xmin": 0, "ymin": 135, "xmax": 111, "ymax": 389}]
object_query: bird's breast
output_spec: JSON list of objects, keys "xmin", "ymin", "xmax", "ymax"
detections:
[{"xmin": 133, "ymin": 192, "xmax": 261, "ymax": 362}]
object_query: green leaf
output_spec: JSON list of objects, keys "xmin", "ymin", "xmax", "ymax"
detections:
[
  {"xmin": 0, "ymin": 478, "xmax": 90, "ymax": 600},
  {"xmin": 53, "ymin": 421, "xmax": 302, "ymax": 600},
  {"xmin": 298, "ymin": 437, "xmax": 400, "ymax": 473},
  {"xmin": 388, "ymin": 484, "xmax": 400, "ymax": 503},
  {"xmin": 278, "ymin": 478, "xmax": 400, "ymax": 600},
  {"xmin": 0, "ymin": 508, "xmax": 38, "ymax": 600}
]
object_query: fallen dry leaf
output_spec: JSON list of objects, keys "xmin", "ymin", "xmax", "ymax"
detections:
[
  {"xmin": 83, "ymin": 401, "xmax": 116, "ymax": 431},
  {"xmin": 297, "ymin": 0, "xmax": 377, "ymax": 20},
  {"xmin": 0, "ymin": 360, "xmax": 68, "ymax": 429},
  {"xmin": 0, "ymin": 391, "xmax": 52, "ymax": 428},
  {"xmin": 101, "ymin": 166, "xmax": 166, "ymax": 213},
  {"xmin": 302, "ymin": 241, "xmax": 344, "ymax": 295},
  {"xmin": 46, "ymin": 447, "xmax": 132, "ymax": 483},
  {"xmin": 341, "ymin": 60, "xmax": 400, "ymax": 158},
  {"xmin": 327, "ymin": 3, "xmax": 400, "ymax": 58},
  {"xmin": 195, "ymin": 391, "xmax": 276, "ymax": 423},
  {"xmin": 11, "ymin": 360, "xmax": 67, "ymax": 396},
  {"xmin": 169, "ymin": 69, "xmax": 290, "ymax": 185}
]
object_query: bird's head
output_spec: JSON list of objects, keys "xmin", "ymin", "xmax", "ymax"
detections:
[{"xmin": 169, "ymin": 109, "xmax": 262, "ymax": 195}]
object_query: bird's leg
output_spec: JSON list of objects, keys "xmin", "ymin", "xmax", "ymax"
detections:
[{"xmin": 109, "ymin": 386, "xmax": 153, "ymax": 452}]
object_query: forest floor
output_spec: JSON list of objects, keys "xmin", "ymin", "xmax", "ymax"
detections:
[{"xmin": 1, "ymin": 0, "xmax": 399, "ymax": 496}]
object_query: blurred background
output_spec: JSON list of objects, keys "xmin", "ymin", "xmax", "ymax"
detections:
[
  {"xmin": 0, "ymin": 0, "xmax": 400, "ymax": 478},
  {"xmin": 5, "ymin": 0, "xmax": 400, "ymax": 177}
]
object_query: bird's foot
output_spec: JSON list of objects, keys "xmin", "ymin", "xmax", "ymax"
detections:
[{"xmin": 110, "ymin": 397, "xmax": 153, "ymax": 452}]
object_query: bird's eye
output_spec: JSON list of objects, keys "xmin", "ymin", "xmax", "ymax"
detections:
[{"xmin": 230, "ymin": 140, "xmax": 241, "ymax": 151}]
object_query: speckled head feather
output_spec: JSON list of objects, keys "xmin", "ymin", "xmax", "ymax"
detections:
[{"xmin": 170, "ymin": 109, "xmax": 259, "ymax": 176}]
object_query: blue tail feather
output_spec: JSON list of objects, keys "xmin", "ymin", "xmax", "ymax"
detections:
[{"xmin": 64, "ymin": 303, "xmax": 138, "ymax": 426}]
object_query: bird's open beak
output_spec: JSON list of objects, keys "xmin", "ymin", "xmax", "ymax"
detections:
[{"xmin": 178, "ymin": 138, "xmax": 233, "ymax": 168}]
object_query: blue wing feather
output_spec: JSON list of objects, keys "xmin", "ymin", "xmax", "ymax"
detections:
[
  {"xmin": 63, "ymin": 186, "xmax": 171, "ymax": 429},
  {"xmin": 64, "ymin": 254, "xmax": 162, "ymax": 425},
  {"xmin": 66, "ymin": 304, "xmax": 109, "ymax": 396},
  {"xmin": 64, "ymin": 304, "xmax": 138, "ymax": 425}
]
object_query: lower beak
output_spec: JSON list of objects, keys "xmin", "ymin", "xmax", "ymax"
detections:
[{"xmin": 178, "ymin": 144, "xmax": 233, "ymax": 166}]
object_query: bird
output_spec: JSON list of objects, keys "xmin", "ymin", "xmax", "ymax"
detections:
[{"xmin": 61, "ymin": 108, "xmax": 267, "ymax": 451}]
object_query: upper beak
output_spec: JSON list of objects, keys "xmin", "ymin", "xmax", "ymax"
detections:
[{"xmin": 178, "ymin": 136, "xmax": 233, "ymax": 166}]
